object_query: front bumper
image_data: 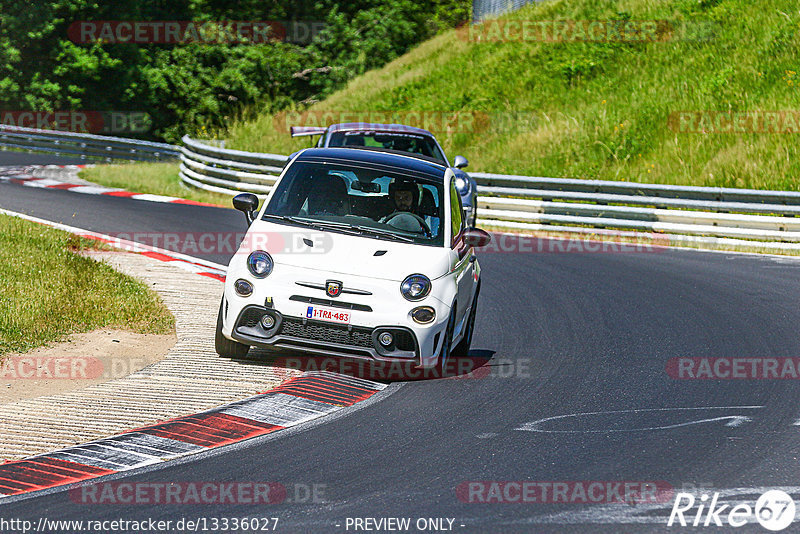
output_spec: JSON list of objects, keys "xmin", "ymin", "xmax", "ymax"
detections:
[
  {"xmin": 230, "ymin": 304, "xmax": 426, "ymax": 363},
  {"xmin": 221, "ymin": 252, "xmax": 460, "ymax": 367}
]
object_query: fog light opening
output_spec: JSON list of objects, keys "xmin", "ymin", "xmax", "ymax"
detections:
[
  {"xmin": 411, "ymin": 306, "xmax": 436, "ymax": 324},
  {"xmin": 378, "ymin": 332, "xmax": 394, "ymax": 347},
  {"xmin": 261, "ymin": 314, "xmax": 276, "ymax": 329},
  {"xmin": 234, "ymin": 279, "xmax": 254, "ymax": 297}
]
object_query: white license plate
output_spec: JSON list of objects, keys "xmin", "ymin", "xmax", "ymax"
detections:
[{"xmin": 306, "ymin": 306, "xmax": 351, "ymax": 324}]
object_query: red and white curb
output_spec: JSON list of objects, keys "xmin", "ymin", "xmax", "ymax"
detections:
[
  {"xmin": 0, "ymin": 182, "xmax": 389, "ymax": 498},
  {"xmin": 0, "ymin": 165, "xmax": 224, "ymax": 208},
  {"xmin": 0, "ymin": 208, "xmax": 228, "ymax": 281},
  {"xmin": 0, "ymin": 372, "xmax": 385, "ymax": 497}
]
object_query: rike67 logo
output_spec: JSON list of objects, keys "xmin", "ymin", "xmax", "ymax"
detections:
[{"xmin": 668, "ymin": 490, "xmax": 796, "ymax": 531}]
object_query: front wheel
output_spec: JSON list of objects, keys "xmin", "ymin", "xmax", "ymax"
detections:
[
  {"xmin": 434, "ymin": 308, "xmax": 456, "ymax": 377},
  {"xmin": 452, "ymin": 285, "xmax": 479, "ymax": 360},
  {"xmin": 215, "ymin": 298, "xmax": 250, "ymax": 359}
]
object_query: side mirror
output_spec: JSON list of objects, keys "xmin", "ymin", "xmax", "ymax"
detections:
[
  {"xmin": 453, "ymin": 155, "xmax": 469, "ymax": 169},
  {"xmin": 464, "ymin": 228, "xmax": 491, "ymax": 247},
  {"xmin": 233, "ymin": 193, "xmax": 259, "ymax": 225}
]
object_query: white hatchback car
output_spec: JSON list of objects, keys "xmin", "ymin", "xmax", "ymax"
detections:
[{"xmin": 215, "ymin": 147, "xmax": 490, "ymax": 376}]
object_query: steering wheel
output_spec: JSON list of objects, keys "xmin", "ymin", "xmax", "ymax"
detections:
[{"xmin": 381, "ymin": 211, "xmax": 432, "ymax": 237}]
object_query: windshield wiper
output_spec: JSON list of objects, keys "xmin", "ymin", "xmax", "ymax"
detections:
[
  {"xmin": 261, "ymin": 214, "xmax": 320, "ymax": 229},
  {"xmin": 264, "ymin": 215, "xmax": 415, "ymax": 242},
  {"xmin": 351, "ymin": 225, "xmax": 415, "ymax": 243},
  {"xmin": 262, "ymin": 215, "xmax": 357, "ymax": 234},
  {"xmin": 288, "ymin": 218, "xmax": 367, "ymax": 237},
  {"xmin": 315, "ymin": 220, "xmax": 416, "ymax": 242}
]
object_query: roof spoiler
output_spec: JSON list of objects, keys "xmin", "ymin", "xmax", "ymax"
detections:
[{"xmin": 290, "ymin": 126, "xmax": 327, "ymax": 137}]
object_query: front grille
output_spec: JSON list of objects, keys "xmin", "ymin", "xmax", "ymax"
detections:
[
  {"xmin": 289, "ymin": 295, "xmax": 372, "ymax": 312},
  {"xmin": 239, "ymin": 307, "xmax": 264, "ymax": 328},
  {"xmin": 281, "ymin": 317, "xmax": 373, "ymax": 348}
]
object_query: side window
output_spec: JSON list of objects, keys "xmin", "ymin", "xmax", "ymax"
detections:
[{"xmin": 450, "ymin": 178, "xmax": 463, "ymax": 245}]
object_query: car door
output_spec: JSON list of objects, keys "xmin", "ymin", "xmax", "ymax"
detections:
[{"xmin": 449, "ymin": 177, "xmax": 474, "ymax": 326}]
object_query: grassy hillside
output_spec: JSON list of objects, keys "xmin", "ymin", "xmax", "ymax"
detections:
[{"xmin": 225, "ymin": 0, "xmax": 800, "ymax": 191}]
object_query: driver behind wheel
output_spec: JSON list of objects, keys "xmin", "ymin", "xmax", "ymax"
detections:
[
  {"xmin": 388, "ymin": 178, "xmax": 419, "ymax": 214},
  {"xmin": 381, "ymin": 179, "xmax": 431, "ymax": 236}
]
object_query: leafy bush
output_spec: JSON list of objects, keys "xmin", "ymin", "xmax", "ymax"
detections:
[{"xmin": 0, "ymin": 0, "xmax": 471, "ymax": 142}]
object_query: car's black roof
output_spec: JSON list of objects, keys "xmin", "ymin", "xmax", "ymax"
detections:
[{"xmin": 293, "ymin": 147, "xmax": 447, "ymax": 180}]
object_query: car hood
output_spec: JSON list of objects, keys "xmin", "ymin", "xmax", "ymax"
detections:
[{"xmin": 239, "ymin": 219, "xmax": 451, "ymax": 282}]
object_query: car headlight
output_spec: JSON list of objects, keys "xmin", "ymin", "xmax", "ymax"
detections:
[
  {"xmin": 401, "ymin": 274, "xmax": 431, "ymax": 301},
  {"xmin": 247, "ymin": 251, "xmax": 274, "ymax": 278},
  {"xmin": 455, "ymin": 177, "xmax": 468, "ymax": 194}
]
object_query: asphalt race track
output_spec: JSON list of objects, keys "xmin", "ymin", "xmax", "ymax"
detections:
[
  {"xmin": 0, "ymin": 170, "xmax": 242, "ymax": 266},
  {"xmin": 2, "ymin": 162, "xmax": 800, "ymax": 533}
]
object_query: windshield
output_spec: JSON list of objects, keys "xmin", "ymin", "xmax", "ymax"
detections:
[
  {"xmin": 263, "ymin": 161, "xmax": 445, "ymax": 246},
  {"xmin": 327, "ymin": 131, "xmax": 448, "ymax": 165}
]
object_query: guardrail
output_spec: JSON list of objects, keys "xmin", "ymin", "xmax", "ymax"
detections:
[
  {"xmin": 178, "ymin": 136, "xmax": 800, "ymax": 249},
  {"xmin": 470, "ymin": 173, "xmax": 800, "ymax": 245},
  {"xmin": 0, "ymin": 125, "xmax": 179, "ymax": 161},
  {"xmin": 179, "ymin": 135, "xmax": 288, "ymax": 196}
]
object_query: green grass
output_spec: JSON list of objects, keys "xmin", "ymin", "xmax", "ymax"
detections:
[
  {"xmin": 0, "ymin": 214, "xmax": 175, "ymax": 355},
  {"xmin": 225, "ymin": 0, "xmax": 800, "ymax": 191},
  {"xmin": 79, "ymin": 162, "xmax": 234, "ymax": 207}
]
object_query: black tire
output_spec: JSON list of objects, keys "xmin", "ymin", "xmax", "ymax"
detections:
[
  {"xmin": 434, "ymin": 308, "xmax": 456, "ymax": 377},
  {"xmin": 452, "ymin": 285, "xmax": 479, "ymax": 360},
  {"xmin": 215, "ymin": 298, "xmax": 250, "ymax": 359}
]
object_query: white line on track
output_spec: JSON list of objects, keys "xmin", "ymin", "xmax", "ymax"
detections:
[{"xmin": 0, "ymin": 207, "xmax": 227, "ymax": 278}]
